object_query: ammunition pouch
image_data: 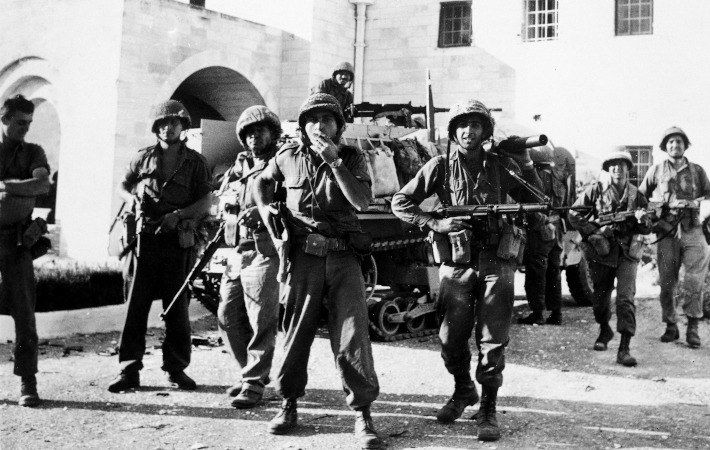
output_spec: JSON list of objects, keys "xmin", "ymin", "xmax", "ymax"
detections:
[
  {"xmin": 224, "ymin": 213, "xmax": 239, "ymax": 247},
  {"xmin": 497, "ymin": 222, "xmax": 526, "ymax": 264},
  {"xmin": 449, "ymin": 229, "xmax": 473, "ymax": 264},
  {"xmin": 652, "ymin": 219, "xmax": 675, "ymax": 236},
  {"xmin": 539, "ymin": 221, "xmax": 557, "ymax": 242},
  {"xmin": 177, "ymin": 220, "xmax": 197, "ymax": 249},
  {"xmin": 427, "ymin": 231, "xmax": 452, "ymax": 264},
  {"xmin": 302, "ymin": 233, "xmax": 349, "ymax": 257},
  {"xmin": 628, "ymin": 234, "xmax": 644, "ymax": 260},
  {"xmin": 586, "ymin": 234, "xmax": 611, "ymax": 257},
  {"xmin": 347, "ymin": 231, "xmax": 373, "ymax": 257}
]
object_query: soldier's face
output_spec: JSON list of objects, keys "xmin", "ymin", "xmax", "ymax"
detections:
[
  {"xmin": 607, "ymin": 160, "xmax": 629, "ymax": 184},
  {"xmin": 335, "ymin": 72, "xmax": 351, "ymax": 86},
  {"xmin": 666, "ymin": 135, "xmax": 686, "ymax": 158},
  {"xmin": 244, "ymin": 123, "xmax": 273, "ymax": 156},
  {"xmin": 304, "ymin": 110, "xmax": 339, "ymax": 142},
  {"xmin": 454, "ymin": 116, "xmax": 484, "ymax": 151},
  {"xmin": 156, "ymin": 117, "xmax": 184, "ymax": 144},
  {"xmin": 1, "ymin": 111, "xmax": 33, "ymax": 143}
]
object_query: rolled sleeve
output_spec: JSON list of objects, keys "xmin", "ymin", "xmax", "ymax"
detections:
[{"xmin": 392, "ymin": 157, "xmax": 442, "ymax": 229}]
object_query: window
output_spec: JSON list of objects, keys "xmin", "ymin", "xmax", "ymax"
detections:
[
  {"xmin": 626, "ymin": 146, "xmax": 653, "ymax": 185},
  {"xmin": 438, "ymin": 2, "xmax": 472, "ymax": 48},
  {"xmin": 524, "ymin": 0, "xmax": 558, "ymax": 42},
  {"xmin": 616, "ymin": 0, "xmax": 653, "ymax": 35}
]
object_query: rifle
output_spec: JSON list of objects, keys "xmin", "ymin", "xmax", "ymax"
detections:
[
  {"xmin": 161, "ymin": 222, "xmax": 225, "ymax": 320},
  {"xmin": 435, "ymin": 203, "xmax": 591, "ymax": 220},
  {"xmin": 350, "ymin": 102, "xmax": 449, "ymax": 119},
  {"xmin": 595, "ymin": 200, "xmax": 700, "ymax": 227}
]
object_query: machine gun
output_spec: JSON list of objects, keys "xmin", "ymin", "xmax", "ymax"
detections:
[
  {"xmin": 161, "ymin": 222, "xmax": 225, "ymax": 319},
  {"xmin": 348, "ymin": 102, "xmax": 450, "ymax": 126}
]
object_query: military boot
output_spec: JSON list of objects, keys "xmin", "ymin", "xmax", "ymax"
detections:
[
  {"xmin": 660, "ymin": 322, "xmax": 679, "ymax": 343},
  {"xmin": 546, "ymin": 310, "xmax": 562, "ymax": 326},
  {"xmin": 268, "ymin": 398, "xmax": 298, "ymax": 435},
  {"xmin": 476, "ymin": 386, "xmax": 500, "ymax": 442},
  {"xmin": 616, "ymin": 333, "xmax": 638, "ymax": 367},
  {"xmin": 108, "ymin": 371, "xmax": 140, "ymax": 393},
  {"xmin": 19, "ymin": 375, "xmax": 41, "ymax": 407},
  {"xmin": 593, "ymin": 322, "xmax": 614, "ymax": 351},
  {"xmin": 687, "ymin": 318, "xmax": 701, "ymax": 348},
  {"xmin": 436, "ymin": 373, "xmax": 479, "ymax": 423},
  {"xmin": 354, "ymin": 405, "xmax": 383, "ymax": 449},
  {"xmin": 225, "ymin": 381, "xmax": 243, "ymax": 397},
  {"xmin": 518, "ymin": 311, "xmax": 545, "ymax": 325}
]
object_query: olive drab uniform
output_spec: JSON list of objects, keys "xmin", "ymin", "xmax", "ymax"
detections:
[
  {"xmin": 217, "ymin": 150, "xmax": 280, "ymax": 400},
  {"xmin": 522, "ymin": 147, "xmax": 574, "ymax": 323},
  {"xmin": 569, "ymin": 180, "xmax": 651, "ymax": 336},
  {"xmin": 638, "ymin": 159, "xmax": 710, "ymax": 326},
  {"xmin": 392, "ymin": 147, "xmax": 543, "ymax": 388}
]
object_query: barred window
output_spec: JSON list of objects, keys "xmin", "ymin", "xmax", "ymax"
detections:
[
  {"xmin": 616, "ymin": 0, "xmax": 653, "ymax": 36},
  {"xmin": 524, "ymin": 0, "xmax": 558, "ymax": 42},
  {"xmin": 438, "ymin": 2, "xmax": 472, "ymax": 48},
  {"xmin": 626, "ymin": 146, "xmax": 653, "ymax": 185}
]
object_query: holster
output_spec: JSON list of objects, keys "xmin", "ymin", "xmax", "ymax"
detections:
[{"xmin": 302, "ymin": 233, "xmax": 349, "ymax": 257}]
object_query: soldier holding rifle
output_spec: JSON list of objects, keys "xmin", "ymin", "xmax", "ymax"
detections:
[
  {"xmin": 108, "ymin": 100, "xmax": 212, "ymax": 393},
  {"xmin": 216, "ymin": 105, "xmax": 281, "ymax": 408},
  {"xmin": 638, "ymin": 127, "xmax": 710, "ymax": 347},
  {"xmin": 391, "ymin": 99, "xmax": 543, "ymax": 442},
  {"xmin": 569, "ymin": 148, "xmax": 651, "ymax": 366}
]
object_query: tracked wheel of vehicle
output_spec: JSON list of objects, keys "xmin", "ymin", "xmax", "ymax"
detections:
[
  {"xmin": 371, "ymin": 300, "xmax": 401, "ymax": 338},
  {"xmin": 396, "ymin": 297, "xmax": 428, "ymax": 333}
]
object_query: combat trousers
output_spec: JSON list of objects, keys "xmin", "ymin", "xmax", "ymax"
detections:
[
  {"xmin": 523, "ymin": 231, "xmax": 563, "ymax": 313},
  {"xmin": 437, "ymin": 247, "xmax": 517, "ymax": 388},
  {"xmin": 588, "ymin": 258, "xmax": 638, "ymax": 335},
  {"xmin": 218, "ymin": 249, "xmax": 279, "ymax": 393},
  {"xmin": 0, "ymin": 229, "xmax": 38, "ymax": 377},
  {"xmin": 118, "ymin": 233, "xmax": 192, "ymax": 374},
  {"xmin": 275, "ymin": 245, "xmax": 379, "ymax": 409},
  {"xmin": 657, "ymin": 226, "xmax": 710, "ymax": 323}
]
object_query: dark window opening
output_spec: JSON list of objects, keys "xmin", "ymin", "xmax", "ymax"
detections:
[{"xmin": 438, "ymin": 2, "xmax": 472, "ymax": 48}]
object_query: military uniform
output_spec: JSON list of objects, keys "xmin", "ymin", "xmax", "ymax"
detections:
[{"xmin": 310, "ymin": 62, "xmax": 355, "ymax": 121}]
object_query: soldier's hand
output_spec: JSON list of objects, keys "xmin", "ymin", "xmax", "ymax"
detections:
[
  {"xmin": 431, "ymin": 218, "xmax": 472, "ymax": 234},
  {"xmin": 156, "ymin": 211, "xmax": 180, "ymax": 233},
  {"xmin": 237, "ymin": 206, "xmax": 262, "ymax": 229},
  {"xmin": 257, "ymin": 204, "xmax": 281, "ymax": 238},
  {"xmin": 311, "ymin": 130, "xmax": 339, "ymax": 164},
  {"xmin": 634, "ymin": 209, "xmax": 648, "ymax": 223}
]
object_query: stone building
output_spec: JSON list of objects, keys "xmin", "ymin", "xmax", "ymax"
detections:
[{"xmin": 2, "ymin": 0, "xmax": 708, "ymax": 258}]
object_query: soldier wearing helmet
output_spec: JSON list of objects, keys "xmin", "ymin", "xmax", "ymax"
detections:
[
  {"xmin": 569, "ymin": 147, "xmax": 652, "ymax": 367},
  {"xmin": 391, "ymin": 99, "xmax": 543, "ymax": 442},
  {"xmin": 310, "ymin": 61, "xmax": 355, "ymax": 122},
  {"xmin": 519, "ymin": 146, "xmax": 575, "ymax": 327},
  {"xmin": 254, "ymin": 93, "xmax": 382, "ymax": 449},
  {"xmin": 109, "ymin": 100, "xmax": 213, "ymax": 393},
  {"xmin": 215, "ymin": 105, "xmax": 282, "ymax": 409},
  {"xmin": 639, "ymin": 126, "xmax": 710, "ymax": 347}
]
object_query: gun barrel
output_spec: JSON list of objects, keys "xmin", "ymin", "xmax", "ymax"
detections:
[{"xmin": 497, "ymin": 135, "xmax": 548, "ymax": 153}]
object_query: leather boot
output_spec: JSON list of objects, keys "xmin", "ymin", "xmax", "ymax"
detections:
[
  {"xmin": 476, "ymin": 386, "xmax": 500, "ymax": 442},
  {"xmin": 436, "ymin": 373, "xmax": 479, "ymax": 423},
  {"xmin": 660, "ymin": 323, "xmax": 679, "ymax": 343},
  {"xmin": 616, "ymin": 333, "xmax": 637, "ymax": 367},
  {"xmin": 268, "ymin": 398, "xmax": 298, "ymax": 435},
  {"xmin": 593, "ymin": 322, "xmax": 614, "ymax": 351},
  {"xmin": 518, "ymin": 311, "xmax": 545, "ymax": 325},
  {"xmin": 19, "ymin": 375, "xmax": 41, "ymax": 407},
  {"xmin": 167, "ymin": 371, "xmax": 197, "ymax": 390},
  {"xmin": 687, "ymin": 318, "xmax": 701, "ymax": 348},
  {"xmin": 225, "ymin": 381, "xmax": 243, "ymax": 397},
  {"xmin": 354, "ymin": 405, "xmax": 383, "ymax": 449},
  {"xmin": 108, "ymin": 371, "xmax": 140, "ymax": 393},
  {"xmin": 546, "ymin": 310, "xmax": 562, "ymax": 326}
]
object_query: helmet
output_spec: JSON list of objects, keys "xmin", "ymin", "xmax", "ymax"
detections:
[
  {"xmin": 331, "ymin": 61, "xmax": 354, "ymax": 80},
  {"xmin": 298, "ymin": 93, "xmax": 346, "ymax": 141},
  {"xmin": 151, "ymin": 100, "xmax": 191, "ymax": 133},
  {"xmin": 602, "ymin": 146, "xmax": 633, "ymax": 172},
  {"xmin": 235, "ymin": 105, "xmax": 282, "ymax": 149},
  {"xmin": 530, "ymin": 147, "xmax": 555, "ymax": 167},
  {"xmin": 446, "ymin": 99, "xmax": 494, "ymax": 141},
  {"xmin": 659, "ymin": 126, "xmax": 690, "ymax": 152}
]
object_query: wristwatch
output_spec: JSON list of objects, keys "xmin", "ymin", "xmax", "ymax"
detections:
[{"xmin": 329, "ymin": 158, "xmax": 343, "ymax": 169}]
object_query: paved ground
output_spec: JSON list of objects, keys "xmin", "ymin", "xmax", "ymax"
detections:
[{"xmin": 2, "ymin": 274, "xmax": 710, "ymax": 450}]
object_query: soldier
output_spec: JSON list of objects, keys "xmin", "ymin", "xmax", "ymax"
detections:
[
  {"xmin": 108, "ymin": 100, "xmax": 213, "ymax": 392},
  {"xmin": 0, "ymin": 95, "xmax": 50, "ymax": 407},
  {"xmin": 638, "ymin": 127, "xmax": 710, "ymax": 347},
  {"xmin": 254, "ymin": 93, "xmax": 382, "ymax": 449},
  {"xmin": 569, "ymin": 149, "xmax": 651, "ymax": 366},
  {"xmin": 311, "ymin": 61, "xmax": 355, "ymax": 122},
  {"xmin": 217, "ymin": 105, "xmax": 281, "ymax": 408},
  {"xmin": 519, "ymin": 146, "xmax": 575, "ymax": 326},
  {"xmin": 391, "ymin": 100, "xmax": 543, "ymax": 442}
]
